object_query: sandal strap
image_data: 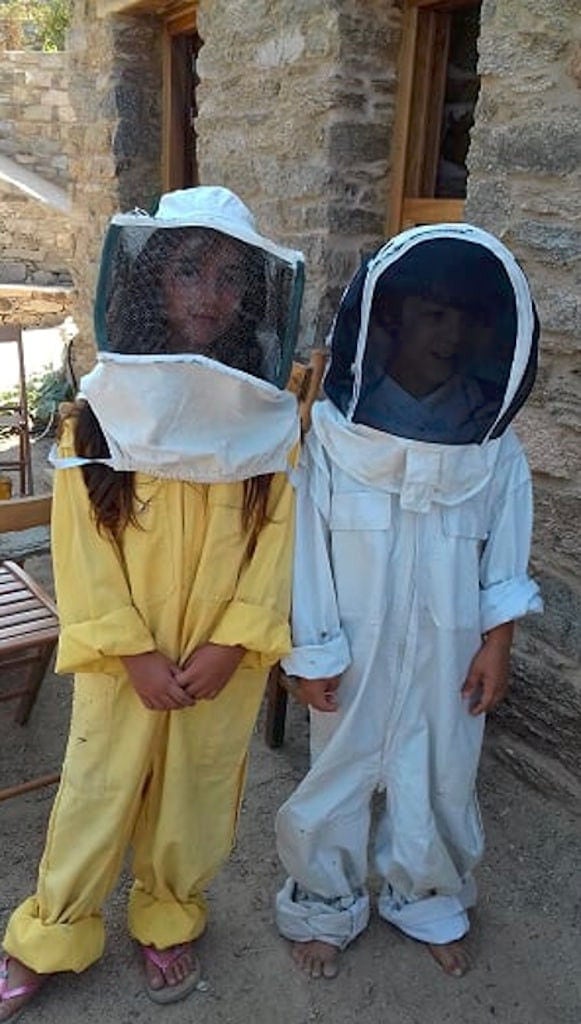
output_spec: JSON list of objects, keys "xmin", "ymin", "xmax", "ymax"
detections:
[
  {"xmin": 0, "ymin": 958, "xmax": 42, "ymax": 1003},
  {"xmin": 142, "ymin": 943, "xmax": 191, "ymax": 974}
]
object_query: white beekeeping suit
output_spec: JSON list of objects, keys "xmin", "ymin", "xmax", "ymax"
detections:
[{"xmin": 275, "ymin": 224, "xmax": 543, "ymax": 949}]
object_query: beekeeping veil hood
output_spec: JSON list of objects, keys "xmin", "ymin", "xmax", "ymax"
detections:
[
  {"xmin": 315, "ymin": 223, "xmax": 539, "ymax": 510},
  {"xmin": 52, "ymin": 186, "xmax": 305, "ymax": 482}
]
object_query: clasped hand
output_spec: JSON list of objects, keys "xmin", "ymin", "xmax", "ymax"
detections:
[{"xmin": 122, "ymin": 643, "xmax": 245, "ymax": 711}]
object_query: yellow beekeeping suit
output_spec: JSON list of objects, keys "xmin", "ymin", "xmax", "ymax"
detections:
[{"xmin": 4, "ymin": 420, "xmax": 294, "ymax": 973}]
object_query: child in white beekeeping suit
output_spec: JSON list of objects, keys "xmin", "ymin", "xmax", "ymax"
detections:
[
  {"xmin": 0, "ymin": 186, "xmax": 304, "ymax": 1019},
  {"xmin": 275, "ymin": 224, "xmax": 543, "ymax": 980}
]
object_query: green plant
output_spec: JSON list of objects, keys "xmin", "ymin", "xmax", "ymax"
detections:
[
  {"xmin": 0, "ymin": 364, "xmax": 73, "ymax": 435},
  {"xmin": 0, "ymin": 0, "xmax": 72, "ymax": 51}
]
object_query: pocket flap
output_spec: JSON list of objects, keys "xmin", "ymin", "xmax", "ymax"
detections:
[{"xmin": 442, "ymin": 505, "xmax": 488, "ymax": 540}]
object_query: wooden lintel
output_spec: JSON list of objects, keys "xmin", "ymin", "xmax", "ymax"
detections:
[
  {"xmin": 96, "ymin": 0, "xmax": 196, "ymax": 21},
  {"xmin": 406, "ymin": 0, "xmax": 479, "ymax": 10},
  {"xmin": 401, "ymin": 197, "xmax": 465, "ymax": 227}
]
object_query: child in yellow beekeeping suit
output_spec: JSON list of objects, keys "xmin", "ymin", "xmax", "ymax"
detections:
[{"xmin": 0, "ymin": 187, "xmax": 304, "ymax": 1018}]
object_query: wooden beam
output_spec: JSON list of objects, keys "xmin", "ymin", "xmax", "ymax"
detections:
[
  {"xmin": 407, "ymin": 0, "xmax": 478, "ymax": 10},
  {"xmin": 97, "ymin": 0, "xmax": 196, "ymax": 20},
  {"xmin": 401, "ymin": 197, "xmax": 465, "ymax": 227},
  {"xmin": 0, "ymin": 495, "xmax": 52, "ymax": 534}
]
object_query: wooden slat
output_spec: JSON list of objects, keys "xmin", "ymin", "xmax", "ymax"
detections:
[
  {"xmin": 401, "ymin": 197, "xmax": 465, "ymax": 226},
  {"xmin": 0, "ymin": 687, "xmax": 31, "ymax": 702},
  {"xmin": 0, "ymin": 628, "xmax": 58, "ymax": 653},
  {"xmin": 420, "ymin": 13, "xmax": 451, "ymax": 196},
  {"xmin": 1, "ymin": 562, "xmax": 57, "ymax": 614},
  {"xmin": 0, "ymin": 495, "xmax": 52, "ymax": 534},
  {"xmin": 387, "ymin": 7, "xmax": 419, "ymax": 236},
  {"xmin": 404, "ymin": 10, "xmax": 437, "ymax": 197},
  {"xmin": 0, "ymin": 594, "xmax": 38, "ymax": 611},
  {"xmin": 1, "ymin": 607, "xmax": 57, "ymax": 630}
]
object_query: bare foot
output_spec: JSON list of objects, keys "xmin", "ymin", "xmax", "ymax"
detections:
[
  {"xmin": 0, "ymin": 956, "xmax": 45, "ymax": 1021},
  {"xmin": 427, "ymin": 939, "xmax": 470, "ymax": 977},
  {"xmin": 292, "ymin": 940, "xmax": 339, "ymax": 979},
  {"xmin": 141, "ymin": 943, "xmax": 201, "ymax": 1004}
]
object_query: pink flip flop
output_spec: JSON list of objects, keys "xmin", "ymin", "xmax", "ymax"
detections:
[
  {"xmin": 141, "ymin": 943, "xmax": 201, "ymax": 1005},
  {"xmin": 0, "ymin": 957, "xmax": 44, "ymax": 1022}
]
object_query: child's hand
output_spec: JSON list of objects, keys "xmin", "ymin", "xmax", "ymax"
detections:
[
  {"xmin": 461, "ymin": 622, "xmax": 514, "ymax": 715},
  {"xmin": 176, "ymin": 642, "xmax": 246, "ymax": 700},
  {"xmin": 121, "ymin": 651, "xmax": 194, "ymax": 711},
  {"xmin": 293, "ymin": 676, "xmax": 340, "ymax": 712}
]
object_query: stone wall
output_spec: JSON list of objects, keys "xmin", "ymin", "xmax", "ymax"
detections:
[
  {"xmin": 466, "ymin": 0, "xmax": 581, "ymax": 795},
  {"xmin": 67, "ymin": 0, "xmax": 163, "ymax": 374},
  {"xmin": 196, "ymin": 0, "xmax": 401, "ymax": 350},
  {"xmin": 0, "ymin": 50, "xmax": 73, "ymax": 187},
  {"xmin": 0, "ymin": 283, "xmax": 74, "ymax": 327},
  {"xmin": 0, "ymin": 180, "xmax": 73, "ymax": 285}
]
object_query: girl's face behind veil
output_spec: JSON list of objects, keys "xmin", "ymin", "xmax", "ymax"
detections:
[{"xmin": 162, "ymin": 232, "xmax": 250, "ymax": 353}]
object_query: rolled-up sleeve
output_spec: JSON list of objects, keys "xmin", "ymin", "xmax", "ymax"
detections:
[
  {"xmin": 52, "ymin": 425, "xmax": 155, "ymax": 674},
  {"xmin": 479, "ymin": 442, "xmax": 543, "ymax": 634},
  {"xmin": 281, "ymin": 440, "xmax": 351, "ymax": 679},
  {"xmin": 209, "ymin": 471, "xmax": 296, "ymax": 669}
]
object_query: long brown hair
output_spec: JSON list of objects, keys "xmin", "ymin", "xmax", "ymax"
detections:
[{"xmin": 61, "ymin": 400, "xmax": 272, "ymax": 551}]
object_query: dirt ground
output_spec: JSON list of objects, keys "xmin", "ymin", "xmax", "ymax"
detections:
[{"xmin": 1, "ymin": 438, "xmax": 580, "ymax": 1024}]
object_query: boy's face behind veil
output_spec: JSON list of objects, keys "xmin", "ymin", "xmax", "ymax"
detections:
[
  {"xmin": 352, "ymin": 237, "xmax": 519, "ymax": 444},
  {"xmin": 369, "ymin": 293, "xmax": 466, "ymax": 398}
]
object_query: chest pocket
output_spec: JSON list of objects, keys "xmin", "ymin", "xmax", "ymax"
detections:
[
  {"xmin": 441, "ymin": 504, "xmax": 488, "ymax": 542},
  {"xmin": 330, "ymin": 490, "xmax": 392, "ymax": 531},
  {"xmin": 197, "ymin": 484, "xmax": 246, "ymax": 601},
  {"xmin": 123, "ymin": 479, "xmax": 177, "ymax": 605},
  {"xmin": 330, "ymin": 491, "xmax": 393, "ymax": 622},
  {"xmin": 427, "ymin": 502, "xmax": 489, "ymax": 630}
]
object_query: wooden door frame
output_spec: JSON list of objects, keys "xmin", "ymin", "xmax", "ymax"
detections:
[
  {"xmin": 162, "ymin": 12, "xmax": 199, "ymax": 191},
  {"xmin": 388, "ymin": 0, "xmax": 481, "ymax": 235}
]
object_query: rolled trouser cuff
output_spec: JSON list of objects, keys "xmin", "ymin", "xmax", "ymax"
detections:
[
  {"xmin": 127, "ymin": 884, "xmax": 207, "ymax": 948},
  {"xmin": 378, "ymin": 876, "xmax": 476, "ymax": 944},
  {"xmin": 3, "ymin": 896, "xmax": 105, "ymax": 974},
  {"xmin": 275, "ymin": 877, "xmax": 369, "ymax": 951}
]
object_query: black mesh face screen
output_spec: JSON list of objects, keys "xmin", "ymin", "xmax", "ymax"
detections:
[
  {"xmin": 100, "ymin": 226, "xmax": 297, "ymax": 384},
  {"xmin": 352, "ymin": 238, "xmax": 519, "ymax": 445}
]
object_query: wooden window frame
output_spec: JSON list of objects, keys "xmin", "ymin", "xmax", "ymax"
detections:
[
  {"xmin": 388, "ymin": 0, "xmax": 480, "ymax": 235},
  {"xmin": 162, "ymin": 11, "xmax": 199, "ymax": 191}
]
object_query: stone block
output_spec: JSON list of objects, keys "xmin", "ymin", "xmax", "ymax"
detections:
[
  {"xmin": 511, "ymin": 221, "xmax": 581, "ymax": 266},
  {"xmin": 515, "ymin": 407, "xmax": 579, "ymax": 479},
  {"xmin": 532, "ymin": 487, "xmax": 581, "ymax": 580},
  {"xmin": 0, "ymin": 262, "xmax": 26, "ymax": 283},
  {"xmin": 328, "ymin": 122, "xmax": 391, "ymax": 165},
  {"xmin": 484, "ymin": 122, "xmax": 580, "ymax": 175},
  {"xmin": 524, "ymin": 571, "xmax": 581, "ymax": 663},
  {"xmin": 499, "ymin": 630, "xmax": 581, "ymax": 778},
  {"xmin": 21, "ymin": 104, "xmax": 53, "ymax": 123},
  {"xmin": 328, "ymin": 204, "xmax": 385, "ymax": 235}
]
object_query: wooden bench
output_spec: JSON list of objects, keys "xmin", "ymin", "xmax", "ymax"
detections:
[{"xmin": 0, "ymin": 494, "xmax": 61, "ymax": 801}]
